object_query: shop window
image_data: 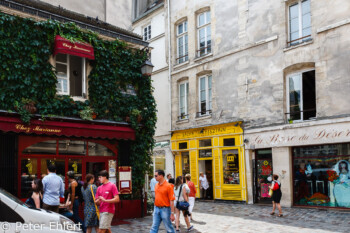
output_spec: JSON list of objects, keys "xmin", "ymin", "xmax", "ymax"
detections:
[
  {"xmin": 41, "ymin": 159, "xmax": 65, "ymax": 185},
  {"xmin": 59, "ymin": 140, "xmax": 87, "ymax": 155},
  {"xmin": 199, "ymin": 139, "xmax": 212, "ymax": 147},
  {"xmin": 20, "ymin": 158, "xmax": 37, "ymax": 198},
  {"xmin": 179, "ymin": 142, "xmax": 188, "ymax": 150},
  {"xmin": 22, "ymin": 140, "xmax": 57, "ymax": 155},
  {"xmin": 55, "ymin": 53, "xmax": 86, "ymax": 97},
  {"xmin": 223, "ymin": 149, "xmax": 240, "ymax": 184},
  {"xmin": 293, "ymin": 144, "xmax": 350, "ymax": 208},
  {"xmin": 197, "ymin": 10, "xmax": 211, "ymax": 57},
  {"xmin": 199, "ymin": 149, "xmax": 212, "ymax": 158},
  {"xmin": 68, "ymin": 159, "xmax": 82, "ymax": 181},
  {"xmin": 154, "ymin": 155, "xmax": 165, "ymax": 171},
  {"xmin": 288, "ymin": 0, "xmax": 311, "ymax": 46},
  {"xmin": 177, "ymin": 20, "xmax": 188, "ymax": 64},
  {"xmin": 223, "ymin": 138, "xmax": 235, "ymax": 147},
  {"xmin": 182, "ymin": 152, "xmax": 190, "ymax": 175},
  {"xmin": 88, "ymin": 142, "xmax": 115, "ymax": 156},
  {"xmin": 287, "ymin": 70, "xmax": 316, "ymax": 121},
  {"xmin": 198, "ymin": 75, "xmax": 212, "ymax": 116}
]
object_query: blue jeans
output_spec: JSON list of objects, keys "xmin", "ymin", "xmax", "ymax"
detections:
[
  {"xmin": 72, "ymin": 199, "xmax": 86, "ymax": 233},
  {"xmin": 150, "ymin": 206, "xmax": 175, "ymax": 233}
]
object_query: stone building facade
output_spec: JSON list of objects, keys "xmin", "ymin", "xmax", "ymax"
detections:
[{"xmin": 169, "ymin": 0, "xmax": 350, "ymax": 209}]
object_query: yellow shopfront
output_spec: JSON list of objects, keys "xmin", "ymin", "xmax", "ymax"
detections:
[{"xmin": 171, "ymin": 123, "xmax": 247, "ymax": 201}]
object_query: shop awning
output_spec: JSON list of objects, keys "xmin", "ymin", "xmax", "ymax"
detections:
[
  {"xmin": 53, "ymin": 35, "xmax": 95, "ymax": 60},
  {"xmin": 0, "ymin": 116, "xmax": 135, "ymax": 140}
]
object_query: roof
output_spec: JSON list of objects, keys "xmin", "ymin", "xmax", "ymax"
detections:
[{"xmin": 1, "ymin": 0, "xmax": 148, "ymax": 46}]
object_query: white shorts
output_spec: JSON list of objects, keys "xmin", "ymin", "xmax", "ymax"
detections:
[
  {"xmin": 99, "ymin": 212, "xmax": 114, "ymax": 229},
  {"xmin": 188, "ymin": 197, "xmax": 195, "ymax": 213}
]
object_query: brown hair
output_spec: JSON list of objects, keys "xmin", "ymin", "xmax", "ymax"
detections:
[
  {"xmin": 32, "ymin": 179, "xmax": 43, "ymax": 194},
  {"xmin": 175, "ymin": 176, "xmax": 183, "ymax": 190},
  {"xmin": 83, "ymin": 174, "xmax": 95, "ymax": 189},
  {"xmin": 273, "ymin": 174, "xmax": 279, "ymax": 180}
]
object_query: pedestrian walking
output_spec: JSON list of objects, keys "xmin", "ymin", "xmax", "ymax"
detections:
[
  {"xmin": 174, "ymin": 176, "xmax": 193, "ymax": 232},
  {"xmin": 42, "ymin": 163, "xmax": 65, "ymax": 213},
  {"xmin": 167, "ymin": 173, "xmax": 172, "ymax": 181},
  {"xmin": 25, "ymin": 179, "xmax": 43, "ymax": 209},
  {"xmin": 150, "ymin": 169, "xmax": 176, "ymax": 233},
  {"xmin": 269, "ymin": 174, "xmax": 283, "ymax": 217},
  {"xmin": 95, "ymin": 170, "xmax": 120, "ymax": 233},
  {"xmin": 82, "ymin": 174, "xmax": 99, "ymax": 233},
  {"xmin": 150, "ymin": 176, "xmax": 158, "ymax": 201},
  {"xmin": 67, "ymin": 171, "xmax": 86, "ymax": 233},
  {"xmin": 185, "ymin": 174, "xmax": 196, "ymax": 221},
  {"xmin": 199, "ymin": 172, "xmax": 209, "ymax": 200}
]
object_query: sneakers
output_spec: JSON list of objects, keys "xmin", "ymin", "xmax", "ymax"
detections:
[{"xmin": 187, "ymin": 225, "xmax": 194, "ymax": 232}]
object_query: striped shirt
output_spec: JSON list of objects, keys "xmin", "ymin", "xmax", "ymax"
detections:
[{"xmin": 42, "ymin": 173, "xmax": 65, "ymax": 206}]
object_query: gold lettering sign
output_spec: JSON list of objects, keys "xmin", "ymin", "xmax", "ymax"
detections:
[
  {"xmin": 227, "ymin": 155, "xmax": 235, "ymax": 162},
  {"xmin": 62, "ymin": 42, "xmax": 91, "ymax": 53},
  {"xmin": 15, "ymin": 124, "xmax": 62, "ymax": 133}
]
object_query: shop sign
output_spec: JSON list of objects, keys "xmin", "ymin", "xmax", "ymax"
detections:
[
  {"xmin": 16, "ymin": 124, "xmax": 62, "ymax": 133},
  {"xmin": 172, "ymin": 123, "xmax": 243, "ymax": 140},
  {"xmin": 246, "ymin": 122, "xmax": 350, "ymax": 149}
]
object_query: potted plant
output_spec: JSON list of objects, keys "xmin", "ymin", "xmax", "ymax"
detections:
[
  {"xmin": 131, "ymin": 109, "xmax": 142, "ymax": 123},
  {"xmin": 20, "ymin": 98, "xmax": 37, "ymax": 114},
  {"xmin": 79, "ymin": 106, "xmax": 94, "ymax": 120}
]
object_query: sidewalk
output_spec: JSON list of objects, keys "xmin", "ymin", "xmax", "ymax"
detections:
[{"xmin": 111, "ymin": 201, "xmax": 350, "ymax": 232}]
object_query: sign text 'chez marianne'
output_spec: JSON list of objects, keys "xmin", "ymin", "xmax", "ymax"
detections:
[
  {"xmin": 15, "ymin": 124, "xmax": 62, "ymax": 134},
  {"xmin": 250, "ymin": 127, "xmax": 350, "ymax": 148},
  {"xmin": 62, "ymin": 42, "xmax": 91, "ymax": 53}
]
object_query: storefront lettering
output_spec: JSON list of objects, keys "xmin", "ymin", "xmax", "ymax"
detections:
[
  {"xmin": 15, "ymin": 124, "xmax": 62, "ymax": 133},
  {"xmin": 181, "ymin": 127, "xmax": 229, "ymax": 138},
  {"xmin": 250, "ymin": 127, "xmax": 350, "ymax": 147}
]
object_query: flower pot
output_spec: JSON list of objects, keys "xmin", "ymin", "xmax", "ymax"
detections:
[
  {"xmin": 137, "ymin": 115, "xmax": 142, "ymax": 123},
  {"xmin": 125, "ymin": 116, "xmax": 131, "ymax": 122},
  {"xmin": 22, "ymin": 103, "xmax": 37, "ymax": 114}
]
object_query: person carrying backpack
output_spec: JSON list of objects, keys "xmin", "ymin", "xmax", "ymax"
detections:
[
  {"xmin": 269, "ymin": 174, "xmax": 283, "ymax": 217},
  {"xmin": 67, "ymin": 171, "xmax": 86, "ymax": 233}
]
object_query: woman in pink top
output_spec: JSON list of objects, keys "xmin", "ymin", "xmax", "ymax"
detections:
[{"xmin": 95, "ymin": 170, "xmax": 119, "ymax": 233}]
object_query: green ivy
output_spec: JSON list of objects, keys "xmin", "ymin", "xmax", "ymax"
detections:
[{"xmin": 0, "ymin": 12, "xmax": 156, "ymax": 198}]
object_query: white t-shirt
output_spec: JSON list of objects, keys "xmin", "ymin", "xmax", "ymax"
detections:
[
  {"xmin": 174, "ymin": 184, "xmax": 188, "ymax": 202},
  {"xmin": 199, "ymin": 175, "xmax": 209, "ymax": 190}
]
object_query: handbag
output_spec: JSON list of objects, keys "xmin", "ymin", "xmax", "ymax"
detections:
[
  {"xmin": 176, "ymin": 184, "xmax": 189, "ymax": 211},
  {"xmin": 268, "ymin": 189, "xmax": 273, "ymax": 197}
]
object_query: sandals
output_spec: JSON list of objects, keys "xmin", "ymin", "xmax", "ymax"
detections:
[
  {"xmin": 278, "ymin": 213, "xmax": 283, "ymax": 217},
  {"xmin": 270, "ymin": 212, "xmax": 275, "ymax": 215}
]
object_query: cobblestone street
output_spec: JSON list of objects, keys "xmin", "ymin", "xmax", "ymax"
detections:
[{"xmin": 111, "ymin": 201, "xmax": 350, "ymax": 233}]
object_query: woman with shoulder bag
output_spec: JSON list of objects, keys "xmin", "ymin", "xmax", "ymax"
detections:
[
  {"xmin": 174, "ymin": 176, "xmax": 194, "ymax": 232},
  {"xmin": 269, "ymin": 174, "xmax": 283, "ymax": 217}
]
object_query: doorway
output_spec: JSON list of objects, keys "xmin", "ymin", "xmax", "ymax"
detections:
[
  {"xmin": 86, "ymin": 161, "xmax": 106, "ymax": 186},
  {"xmin": 198, "ymin": 160, "xmax": 213, "ymax": 200},
  {"xmin": 254, "ymin": 149, "xmax": 273, "ymax": 204}
]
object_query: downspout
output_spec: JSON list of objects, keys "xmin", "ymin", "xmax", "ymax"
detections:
[{"xmin": 167, "ymin": 0, "xmax": 174, "ymax": 177}]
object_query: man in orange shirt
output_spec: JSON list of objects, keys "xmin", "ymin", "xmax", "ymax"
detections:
[{"xmin": 150, "ymin": 170, "xmax": 175, "ymax": 233}]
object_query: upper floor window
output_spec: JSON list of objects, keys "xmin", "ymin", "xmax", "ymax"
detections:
[
  {"xmin": 179, "ymin": 81, "xmax": 189, "ymax": 120},
  {"xmin": 143, "ymin": 24, "xmax": 151, "ymax": 41},
  {"xmin": 288, "ymin": 0, "xmax": 311, "ymax": 46},
  {"xmin": 197, "ymin": 11, "xmax": 211, "ymax": 57},
  {"xmin": 287, "ymin": 70, "xmax": 316, "ymax": 121},
  {"xmin": 198, "ymin": 75, "xmax": 212, "ymax": 116},
  {"xmin": 176, "ymin": 21, "xmax": 188, "ymax": 64},
  {"xmin": 56, "ymin": 54, "xmax": 86, "ymax": 97}
]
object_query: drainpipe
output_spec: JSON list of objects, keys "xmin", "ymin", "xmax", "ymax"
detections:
[{"xmin": 167, "ymin": 0, "xmax": 172, "ymax": 168}]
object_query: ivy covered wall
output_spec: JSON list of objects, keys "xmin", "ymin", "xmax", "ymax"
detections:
[{"xmin": 0, "ymin": 12, "xmax": 156, "ymax": 197}]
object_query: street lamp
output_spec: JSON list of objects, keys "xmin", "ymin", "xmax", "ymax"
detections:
[{"xmin": 141, "ymin": 60, "xmax": 154, "ymax": 76}]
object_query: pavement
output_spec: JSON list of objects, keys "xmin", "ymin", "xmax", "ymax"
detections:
[{"xmin": 111, "ymin": 200, "xmax": 350, "ymax": 233}]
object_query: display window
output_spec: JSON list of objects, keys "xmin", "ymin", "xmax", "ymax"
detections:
[
  {"xmin": 222, "ymin": 149, "xmax": 240, "ymax": 184},
  {"xmin": 182, "ymin": 152, "xmax": 190, "ymax": 175},
  {"xmin": 18, "ymin": 136, "xmax": 116, "ymax": 198},
  {"xmin": 154, "ymin": 155, "xmax": 165, "ymax": 171},
  {"xmin": 255, "ymin": 149, "xmax": 273, "ymax": 203},
  {"xmin": 293, "ymin": 144, "xmax": 350, "ymax": 208}
]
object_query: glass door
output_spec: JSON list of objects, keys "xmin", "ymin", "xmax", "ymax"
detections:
[
  {"xmin": 255, "ymin": 149, "xmax": 273, "ymax": 204},
  {"xmin": 86, "ymin": 161, "xmax": 107, "ymax": 186}
]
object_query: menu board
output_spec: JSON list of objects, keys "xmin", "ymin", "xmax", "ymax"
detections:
[{"xmin": 118, "ymin": 166, "xmax": 132, "ymax": 194}]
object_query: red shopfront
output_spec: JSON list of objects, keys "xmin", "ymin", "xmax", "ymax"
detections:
[{"xmin": 0, "ymin": 114, "xmax": 146, "ymax": 220}]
